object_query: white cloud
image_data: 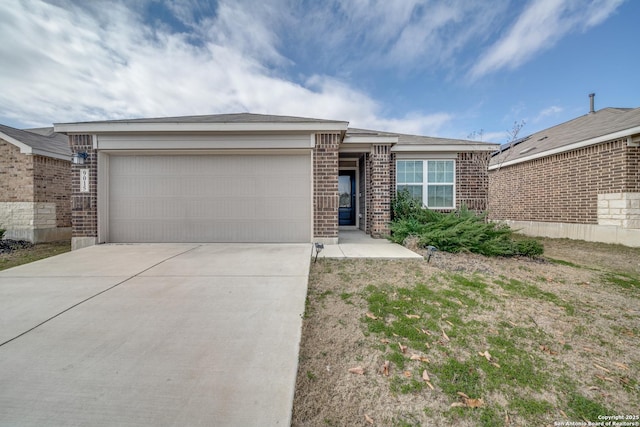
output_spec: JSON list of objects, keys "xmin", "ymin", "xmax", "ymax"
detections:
[
  {"xmin": 0, "ymin": 0, "xmax": 448, "ymax": 135},
  {"xmin": 284, "ymin": 0, "xmax": 508, "ymax": 72},
  {"xmin": 534, "ymin": 105, "xmax": 564, "ymax": 122},
  {"xmin": 481, "ymin": 131, "xmax": 510, "ymax": 144},
  {"xmin": 469, "ymin": 0, "xmax": 624, "ymax": 79}
]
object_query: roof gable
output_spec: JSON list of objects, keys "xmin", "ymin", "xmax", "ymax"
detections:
[{"xmin": 0, "ymin": 124, "xmax": 71, "ymax": 160}]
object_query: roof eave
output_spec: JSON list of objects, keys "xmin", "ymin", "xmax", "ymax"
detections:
[
  {"xmin": 31, "ymin": 148, "xmax": 72, "ymax": 161},
  {"xmin": 392, "ymin": 143, "xmax": 499, "ymax": 152},
  {"xmin": 53, "ymin": 121, "xmax": 349, "ymax": 134},
  {"xmin": 343, "ymin": 135, "xmax": 398, "ymax": 144}
]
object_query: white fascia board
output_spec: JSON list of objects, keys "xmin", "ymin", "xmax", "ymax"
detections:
[
  {"xmin": 392, "ymin": 144, "xmax": 499, "ymax": 152},
  {"xmin": 488, "ymin": 125, "xmax": 640, "ymax": 170},
  {"xmin": 99, "ymin": 148, "xmax": 312, "ymax": 156},
  {"xmin": 0, "ymin": 132, "xmax": 33, "ymax": 154},
  {"xmin": 343, "ymin": 136, "xmax": 398, "ymax": 144},
  {"xmin": 54, "ymin": 121, "xmax": 349, "ymax": 134},
  {"xmin": 95, "ymin": 134, "xmax": 315, "ymax": 150}
]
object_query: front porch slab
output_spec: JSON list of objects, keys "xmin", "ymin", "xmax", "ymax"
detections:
[{"xmin": 315, "ymin": 230, "xmax": 422, "ymax": 259}]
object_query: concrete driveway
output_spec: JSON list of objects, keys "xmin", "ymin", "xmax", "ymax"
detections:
[{"xmin": 0, "ymin": 243, "xmax": 311, "ymax": 426}]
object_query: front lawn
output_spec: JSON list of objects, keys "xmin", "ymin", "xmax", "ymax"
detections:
[{"xmin": 292, "ymin": 238, "xmax": 640, "ymax": 426}]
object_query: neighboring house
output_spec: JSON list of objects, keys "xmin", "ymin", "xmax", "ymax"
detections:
[
  {"xmin": 0, "ymin": 124, "xmax": 72, "ymax": 242},
  {"xmin": 53, "ymin": 113, "xmax": 498, "ymax": 250},
  {"xmin": 489, "ymin": 105, "xmax": 640, "ymax": 247}
]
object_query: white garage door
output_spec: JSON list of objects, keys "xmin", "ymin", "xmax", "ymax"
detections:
[{"xmin": 108, "ymin": 154, "xmax": 311, "ymax": 243}]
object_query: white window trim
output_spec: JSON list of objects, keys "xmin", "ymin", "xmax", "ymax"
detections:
[{"xmin": 396, "ymin": 159, "xmax": 456, "ymax": 209}]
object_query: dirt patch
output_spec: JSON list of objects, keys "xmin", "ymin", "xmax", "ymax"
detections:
[{"xmin": 292, "ymin": 239, "xmax": 640, "ymax": 426}]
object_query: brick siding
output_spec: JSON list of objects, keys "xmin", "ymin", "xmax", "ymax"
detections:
[
  {"xmin": 489, "ymin": 138, "xmax": 638, "ymax": 224},
  {"xmin": 389, "ymin": 151, "xmax": 491, "ymax": 216},
  {"xmin": 0, "ymin": 140, "xmax": 34, "ymax": 201},
  {"xmin": 33, "ymin": 155, "xmax": 71, "ymax": 227},
  {"xmin": 358, "ymin": 155, "xmax": 366, "ymax": 231},
  {"xmin": 1, "ymin": 139, "xmax": 71, "ymax": 238},
  {"xmin": 314, "ymin": 133, "xmax": 340, "ymax": 239},
  {"xmin": 457, "ymin": 152, "xmax": 491, "ymax": 211},
  {"xmin": 69, "ymin": 135, "xmax": 98, "ymax": 238},
  {"xmin": 368, "ymin": 144, "xmax": 392, "ymax": 236}
]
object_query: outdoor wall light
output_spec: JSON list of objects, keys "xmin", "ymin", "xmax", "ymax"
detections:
[{"xmin": 72, "ymin": 152, "xmax": 90, "ymax": 165}]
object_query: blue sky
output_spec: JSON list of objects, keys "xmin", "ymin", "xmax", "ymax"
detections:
[{"xmin": 0, "ymin": 0, "xmax": 637, "ymax": 143}]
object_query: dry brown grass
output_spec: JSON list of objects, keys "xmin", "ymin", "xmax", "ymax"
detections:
[{"xmin": 292, "ymin": 238, "xmax": 640, "ymax": 426}]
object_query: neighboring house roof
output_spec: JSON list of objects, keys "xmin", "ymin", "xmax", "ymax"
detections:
[
  {"xmin": 0, "ymin": 124, "xmax": 71, "ymax": 160},
  {"xmin": 489, "ymin": 107, "xmax": 640, "ymax": 169},
  {"xmin": 55, "ymin": 113, "xmax": 349, "ymax": 133}
]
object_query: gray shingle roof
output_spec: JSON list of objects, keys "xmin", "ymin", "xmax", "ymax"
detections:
[
  {"xmin": 347, "ymin": 127, "xmax": 499, "ymax": 147},
  {"xmin": 0, "ymin": 124, "xmax": 71, "ymax": 158},
  {"xmin": 490, "ymin": 107, "xmax": 640, "ymax": 166},
  {"xmin": 57, "ymin": 112, "xmax": 348, "ymax": 126}
]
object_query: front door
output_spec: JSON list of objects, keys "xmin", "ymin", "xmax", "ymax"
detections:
[{"xmin": 338, "ymin": 170, "xmax": 356, "ymax": 226}]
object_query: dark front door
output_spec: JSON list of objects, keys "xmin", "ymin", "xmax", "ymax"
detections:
[{"xmin": 339, "ymin": 170, "xmax": 356, "ymax": 226}]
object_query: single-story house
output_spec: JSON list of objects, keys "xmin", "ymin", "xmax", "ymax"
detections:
[
  {"xmin": 0, "ymin": 124, "xmax": 72, "ymax": 242},
  {"xmin": 53, "ymin": 113, "xmax": 498, "ymax": 250},
  {"xmin": 489, "ymin": 103, "xmax": 640, "ymax": 247}
]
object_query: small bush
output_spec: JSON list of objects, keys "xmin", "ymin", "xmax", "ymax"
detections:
[
  {"xmin": 389, "ymin": 191, "xmax": 543, "ymax": 257},
  {"xmin": 514, "ymin": 238, "xmax": 544, "ymax": 257},
  {"xmin": 0, "ymin": 229, "xmax": 5, "ymax": 240}
]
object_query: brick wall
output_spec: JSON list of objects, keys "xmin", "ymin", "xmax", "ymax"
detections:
[
  {"xmin": 69, "ymin": 135, "xmax": 98, "ymax": 238},
  {"xmin": 457, "ymin": 152, "xmax": 491, "ymax": 211},
  {"xmin": 358, "ymin": 154, "xmax": 366, "ymax": 231},
  {"xmin": 314, "ymin": 133, "xmax": 340, "ymax": 239},
  {"xmin": 0, "ymin": 139, "xmax": 71, "ymax": 241},
  {"xmin": 368, "ymin": 144, "xmax": 392, "ymax": 236},
  {"xmin": 0, "ymin": 140, "xmax": 34, "ymax": 201},
  {"xmin": 388, "ymin": 151, "xmax": 491, "ymax": 216},
  {"xmin": 625, "ymin": 142, "xmax": 640, "ymax": 192},
  {"xmin": 33, "ymin": 155, "xmax": 71, "ymax": 227},
  {"xmin": 489, "ymin": 138, "xmax": 634, "ymax": 224}
]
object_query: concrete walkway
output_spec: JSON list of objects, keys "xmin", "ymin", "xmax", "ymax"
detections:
[
  {"xmin": 0, "ymin": 244, "xmax": 310, "ymax": 427},
  {"xmin": 317, "ymin": 230, "xmax": 423, "ymax": 259}
]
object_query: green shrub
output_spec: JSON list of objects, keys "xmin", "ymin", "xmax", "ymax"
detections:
[
  {"xmin": 514, "ymin": 238, "xmax": 544, "ymax": 257},
  {"xmin": 0, "ymin": 229, "xmax": 5, "ymax": 240},
  {"xmin": 389, "ymin": 191, "xmax": 543, "ymax": 257},
  {"xmin": 391, "ymin": 189, "xmax": 441, "ymax": 223}
]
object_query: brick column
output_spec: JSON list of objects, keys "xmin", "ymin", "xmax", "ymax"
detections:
[
  {"xmin": 457, "ymin": 152, "xmax": 490, "ymax": 212},
  {"xmin": 368, "ymin": 144, "xmax": 392, "ymax": 237},
  {"xmin": 69, "ymin": 134, "xmax": 98, "ymax": 250},
  {"xmin": 313, "ymin": 133, "xmax": 340, "ymax": 243}
]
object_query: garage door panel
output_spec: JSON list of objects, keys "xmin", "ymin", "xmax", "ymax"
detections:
[{"xmin": 108, "ymin": 154, "xmax": 311, "ymax": 243}]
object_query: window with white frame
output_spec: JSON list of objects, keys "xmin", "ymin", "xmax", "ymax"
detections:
[{"xmin": 396, "ymin": 160, "xmax": 455, "ymax": 209}]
